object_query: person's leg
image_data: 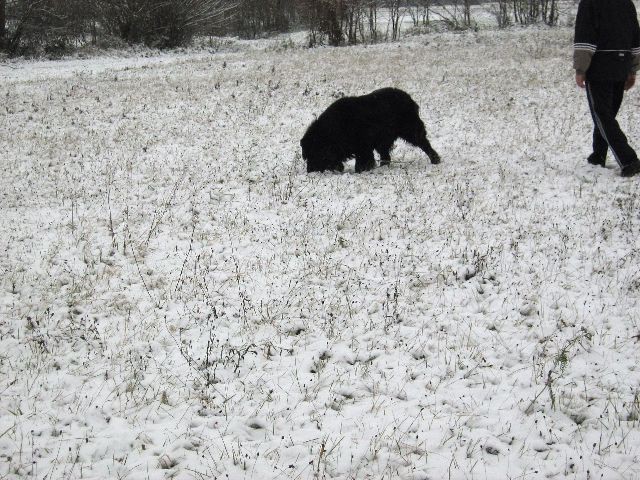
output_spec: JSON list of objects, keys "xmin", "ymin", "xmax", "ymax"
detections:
[
  {"xmin": 586, "ymin": 80, "xmax": 638, "ymax": 169},
  {"xmin": 588, "ymin": 128, "xmax": 608, "ymax": 166}
]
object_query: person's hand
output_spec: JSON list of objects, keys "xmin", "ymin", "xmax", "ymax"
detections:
[
  {"xmin": 576, "ymin": 73, "xmax": 586, "ymax": 88},
  {"xmin": 625, "ymin": 74, "xmax": 636, "ymax": 90}
]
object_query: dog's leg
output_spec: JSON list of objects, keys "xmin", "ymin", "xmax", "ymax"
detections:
[
  {"xmin": 419, "ymin": 139, "xmax": 441, "ymax": 165},
  {"xmin": 355, "ymin": 150, "xmax": 376, "ymax": 173},
  {"xmin": 402, "ymin": 124, "xmax": 441, "ymax": 165},
  {"xmin": 377, "ymin": 144, "xmax": 393, "ymax": 166}
]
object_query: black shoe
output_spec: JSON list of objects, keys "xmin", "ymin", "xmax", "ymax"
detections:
[
  {"xmin": 587, "ymin": 153, "xmax": 606, "ymax": 167},
  {"xmin": 621, "ymin": 161, "xmax": 640, "ymax": 177}
]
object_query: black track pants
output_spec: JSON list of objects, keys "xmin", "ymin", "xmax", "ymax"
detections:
[{"xmin": 586, "ymin": 80, "xmax": 638, "ymax": 167}]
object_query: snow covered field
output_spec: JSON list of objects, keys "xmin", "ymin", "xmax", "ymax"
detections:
[{"xmin": 2, "ymin": 27, "xmax": 640, "ymax": 479}]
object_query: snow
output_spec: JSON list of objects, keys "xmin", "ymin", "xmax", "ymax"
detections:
[{"xmin": 2, "ymin": 27, "xmax": 640, "ymax": 480}]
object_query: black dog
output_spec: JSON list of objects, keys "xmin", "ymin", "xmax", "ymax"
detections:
[{"xmin": 301, "ymin": 88, "xmax": 440, "ymax": 173}]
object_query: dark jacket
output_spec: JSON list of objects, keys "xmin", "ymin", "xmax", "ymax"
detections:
[{"xmin": 574, "ymin": 0, "xmax": 640, "ymax": 81}]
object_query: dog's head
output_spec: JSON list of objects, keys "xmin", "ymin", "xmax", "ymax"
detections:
[{"xmin": 301, "ymin": 124, "xmax": 337, "ymax": 173}]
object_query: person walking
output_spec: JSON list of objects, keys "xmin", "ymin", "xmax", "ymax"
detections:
[{"xmin": 574, "ymin": 0, "xmax": 640, "ymax": 177}]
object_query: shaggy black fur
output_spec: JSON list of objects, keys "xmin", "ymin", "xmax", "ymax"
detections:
[{"xmin": 300, "ymin": 88, "xmax": 440, "ymax": 173}]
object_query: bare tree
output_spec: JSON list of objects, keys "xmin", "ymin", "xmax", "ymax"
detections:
[
  {"xmin": 301, "ymin": 0, "xmax": 388, "ymax": 46},
  {"xmin": 492, "ymin": 0, "xmax": 510, "ymax": 28},
  {"xmin": 0, "ymin": 0, "xmax": 236, "ymax": 54},
  {"xmin": 233, "ymin": 0, "xmax": 295, "ymax": 38},
  {"xmin": 407, "ymin": 0, "xmax": 432, "ymax": 28},
  {"xmin": 96, "ymin": 0, "xmax": 236, "ymax": 47},
  {"xmin": 509, "ymin": 0, "xmax": 557, "ymax": 26},
  {"xmin": 299, "ymin": 0, "xmax": 343, "ymax": 46},
  {"xmin": 385, "ymin": 0, "xmax": 403, "ymax": 41},
  {"xmin": 541, "ymin": 0, "xmax": 558, "ymax": 26},
  {"xmin": 3, "ymin": 0, "xmax": 89, "ymax": 55},
  {"xmin": 462, "ymin": 0, "xmax": 472, "ymax": 27},
  {"xmin": 430, "ymin": 0, "xmax": 473, "ymax": 30},
  {"xmin": 342, "ymin": 0, "xmax": 365, "ymax": 44},
  {"xmin": 0, "ymin": 0, "xmax": 6, "ymax": 48},
  {"xmin": 365, "ymin": 0, "xmax": 378, "ymax": 42}
]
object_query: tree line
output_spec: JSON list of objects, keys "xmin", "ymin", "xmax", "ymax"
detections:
[
  {"xmin": 0, "ymin": 0, "xmax": 237, "ymax": 55},
  {"xmin": 0, "ymin": 0, "xmax": 562, "ymax": 56}
]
